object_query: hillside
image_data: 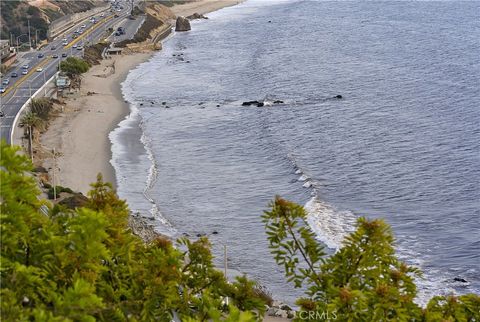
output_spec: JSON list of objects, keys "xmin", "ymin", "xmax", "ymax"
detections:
[{"xmin": 0, "ymin": 0, "xmax": 101, "ymax": 43}]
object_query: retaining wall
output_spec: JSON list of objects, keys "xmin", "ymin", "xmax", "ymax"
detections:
[{"xmin": 47, "ymin": 3, "xmax": 111, "ymax": 40}]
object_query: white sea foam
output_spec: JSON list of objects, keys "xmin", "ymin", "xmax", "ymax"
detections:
[
  {"xmin": 298, "ymin": 174, "xmax": 309, "ymax": 182},
  {"xmin": 109, "ymin": 78, "xmax": 177, "ymax": 236},
  {"xmin": 304, "ymin": 196, "xmax": 357, "ymax": 250}
]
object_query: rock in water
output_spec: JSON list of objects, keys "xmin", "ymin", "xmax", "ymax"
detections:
[
  {"xmin": 175, "ymin": 16, "xmax": 191, "ymax": 32},
  {"xmin": 242, "ymin": 100, "xmax": 260, "ymax": 106},
  {"xmin": 454, "ymin": 277, "xmax": 468, "ymax": 283},
  {"xmin": 335, "ymin": 94, "xmax": 343, "ymax": 99},
  {"xmin": 187, "ymin": 12, "xmax": 208, "ymax": 20}
]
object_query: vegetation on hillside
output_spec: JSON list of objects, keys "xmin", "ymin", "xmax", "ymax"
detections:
[
  {"xmin": 1, "ymin": 1, "xmax": 48, "ymax": 45},
  {"xmin": 0, "ymin": 0, "xmax": 99, "ymax": 43},
  {"xmin": 84, "ymin": 42, "xmax": 110, "ymax": 65}
]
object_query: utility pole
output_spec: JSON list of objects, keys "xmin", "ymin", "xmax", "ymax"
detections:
[
  {"xmin": 35, "ymin": 30, "xmax": 38, "ymax": 48},
  {"xmin": 52, "ymin": 148, "xmax": 56, "ymax": 201},
  {"xmin": 28, "ymin": 19, "xmax": 32, "ymax": 50},
  {"xmin": 29, "ymin": 126, "xmax": 33, "ymax": 162},
  {"xmin": 224, "ymin": 244, "xmax": 229, "ymax": 305}
]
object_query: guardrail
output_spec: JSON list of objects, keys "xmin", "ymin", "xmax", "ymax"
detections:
[{"xmin": 10, "ymin": 72, "xmax": 58, "ymax": 145}]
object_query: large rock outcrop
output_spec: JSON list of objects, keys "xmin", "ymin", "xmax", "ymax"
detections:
[{"xmin": 175, "ymin": 16, "xmax": 191, "ymax": 32}]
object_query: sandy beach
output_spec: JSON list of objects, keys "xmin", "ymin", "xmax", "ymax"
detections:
[
  {"xmin": 170, "ymin": 0, "xmax": 244, "ymax": 16},
  {"xmin": 39, "ymin": 0, "xmax": 245, "ymax": 195},
  {"xmin": 40, "ymin": 53, "xmax": 151, "ymax": 194}
]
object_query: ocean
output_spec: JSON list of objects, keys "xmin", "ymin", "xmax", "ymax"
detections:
[{"xmin": 110, "ymin": 0, "xmax": 480, "ymax": 305}]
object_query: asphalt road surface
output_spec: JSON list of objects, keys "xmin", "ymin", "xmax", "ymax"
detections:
[{"xmin": 0, "ymin": 1, "xmax": 143, "ymax": 144}]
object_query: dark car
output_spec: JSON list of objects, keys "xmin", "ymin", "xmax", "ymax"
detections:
[
  {"xmin": 52, "ymin": 54, "xmax": 59, "ymax": 58},
  {"xmin": 51, "ymin": 46, "xmax": 56, "ymax": 50},
  {"xmin": 0, "ymin": 111, "xmax": 4, "ymax": 117},
  {"xmin": 11, "ymin": 72, "xmax": 18, "ymax": 77},
  {"xmin": 62, "ymin": 53, "xmax": 67, "ymax": 57},
  {"xmin": 38, "ymin": 53, "xmax": 44, "ymax": 58}
]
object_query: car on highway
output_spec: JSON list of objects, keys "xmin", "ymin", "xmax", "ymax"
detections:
[
  {"xmin": 38, "ymin": 53, "xmax": 44, "ymax": 58},
  {"xmin": 77, "ymin": 45, "xmax": 84, "ymax": 51},
  {"xmin": 72, "ymin": 44, "xmax": 78, "ymax": 48},
  {"xmin": 22, "ymin": 64, "xmax": 29, "ymax": 69},
  {"xmin": 52, "ymin": 54, "xmax": 59, "ymax": 58},
  {"xmin": 22, "ymin": 69, "xmax": 28, "ymax": 75},
  {"xmin": 100, "ymin": 13, "xmax": 105, "ymax": 17},
  {"xmin": 2, "ymin": 79, "xmax": 10, "ymax": 85},
  {"xmin": 81, "ymin": 24, "xmax": 87, "ymax": 28},
  {"xmin": 51, "ymin": 45, "xmax": 56, "ymax": 50},
  {"xmin": 11, "ymin": 72, "xmax": 18, "ymax": 78},
  {"xmin": 0, "ymin": 87, "xmax": 6, "ymax": 93},
  {"xmin": 36, "ymin": 67, "xmax": 43, "ymax": 72},
  {"xmin": 0, "ymin": 111, "xmax": 4, "ymax": 117},
  {"xmin": 62, "ymin": 53, "xmax": 68, "ymax": 57},
  {"xmin": 72, "ymin": 34, "xmax": 78, "ymax": 39}
]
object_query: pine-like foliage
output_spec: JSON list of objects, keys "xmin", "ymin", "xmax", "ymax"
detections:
[
  {"xmin": 263, "ymin": 197, "xmax": 480, "ymax": 321},
  {"xmin": 0, "ymin": 141, "xmax": 265, "ymax": 321}
]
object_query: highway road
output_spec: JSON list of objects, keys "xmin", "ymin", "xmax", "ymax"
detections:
[{"xmin": 0, "ymin": 1, "xmax": 142, "ymax": 145}]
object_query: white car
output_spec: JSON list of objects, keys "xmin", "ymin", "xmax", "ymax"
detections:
[
  {"xmin": 81, "ymin": 24, "xmax": 86, "ymax": 28},
  {"xmin": 77, "ymin": 45, "xmax": 84, "ymax": 50},
  {"xmin": 62, "ymin": 40, "xmax": 68, "ymax": 46},
  {"xmin": 100, "ymin": 13, "xmax": 105, "ymax": 17},
  {"xmin": 72, "ymin": 44, "xmax": 78, "ymax": 48},
  {"xmin": 0, "ymin": 87, "xmax": 6, "ymax": 93},
  {"xmin": 36, "ymin": 67, "xmax": 43, "ymax": 72},
  {"xmin": 22, "ymin": 69, "xmax": 28, "ymax": 75},
  {"xmin": 22, "ymin": 64, "xmax": 29, "ymax": 69}
]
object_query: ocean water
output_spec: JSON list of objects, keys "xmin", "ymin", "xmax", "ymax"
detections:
[{"xmin": 111, "ymin": 0, "xmax": 480, "ymax": 305}]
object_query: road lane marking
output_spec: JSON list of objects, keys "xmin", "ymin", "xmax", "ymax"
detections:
[
  {"xmin": 1, "ymin": 58, "xmax": 52, "ymax": 98},
  {"xmin": 66, "ymin": 14, "xmax": 114, "ymax": 49}
]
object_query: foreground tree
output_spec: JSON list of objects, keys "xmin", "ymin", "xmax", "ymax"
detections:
[
  {"xmin": 263, "ymin": 197, "xmax": 480, "ymax": 321},
  {"xmin": 0, "ymin": 141, "xmax": 266, "ymax": 321}
]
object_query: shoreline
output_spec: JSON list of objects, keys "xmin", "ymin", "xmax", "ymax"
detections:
[
  {"xmin": 40, "ymin": 53, "xmax": 152, "ymax": 194},
  {"xmin": 39, "ymin": 0, "xmax": 245, "ymax": 195}
]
